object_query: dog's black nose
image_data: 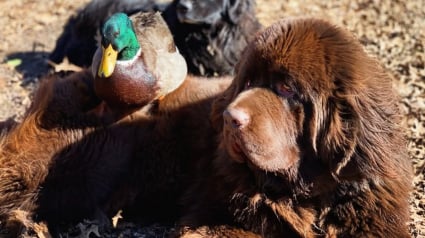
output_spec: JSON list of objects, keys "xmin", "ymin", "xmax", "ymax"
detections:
[
  {"xmin": 223, "ymin": 108, "xmax": 250, "ymax": 129},
  {"xmin": 177, "ymin": 0, "xmax": 192, "ymax": 14}
]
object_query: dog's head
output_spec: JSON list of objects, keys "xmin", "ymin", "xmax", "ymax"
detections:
[
  {"xmin": 174, "ymin": 0, "xmax": 254, "ymax": 25},
  {"xmin": 212, "ymin": 17, "xmax": 408, "ymax": 188}
]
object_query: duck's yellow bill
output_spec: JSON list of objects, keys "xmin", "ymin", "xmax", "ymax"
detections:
[{"xmin": 97, "ymin": 44, "xmax": 118, "ymax": 78}]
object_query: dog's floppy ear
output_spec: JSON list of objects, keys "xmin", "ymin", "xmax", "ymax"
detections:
[
  {"xmin": 225, "ymin": 0, "xmax": 251, "ymax": 23},
  {"xmin": 318, "ymin": 97, "xmax": 361, "ymax": 180}
]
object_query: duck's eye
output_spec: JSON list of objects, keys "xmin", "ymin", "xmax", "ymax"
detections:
[{"xmin": 274, "ymin": 81, "xmax": 294, "ymax": 98}]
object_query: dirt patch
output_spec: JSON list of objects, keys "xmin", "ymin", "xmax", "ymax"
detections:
[{"xmin": 0, "ymin": 0, "xmax": 423, "ymax": 237}]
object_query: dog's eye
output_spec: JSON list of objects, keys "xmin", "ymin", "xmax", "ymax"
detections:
[
  {"xmin": 274, "ymin": 82, "xmax": 295, "ymax": 98},
  {"xmin": 244, "ymin": 80, "xmax": 251, "ymax": 90}
]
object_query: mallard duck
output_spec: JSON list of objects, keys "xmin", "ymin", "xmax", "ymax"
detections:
[{"xmin": 91, "ymin": 11, "xmax": 187, "ymax": 110}]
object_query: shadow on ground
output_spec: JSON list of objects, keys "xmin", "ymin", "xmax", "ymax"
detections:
[{"xmin": 5, "ymin": 51, "xmax": 52, "ymax": 86}]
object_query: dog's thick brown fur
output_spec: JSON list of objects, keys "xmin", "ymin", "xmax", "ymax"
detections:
[
  {"xmin": 0, "ymin": 69, "xmax": 231, "ymax": 236},
  {"xmin": 105, "ymin": 74, "xmax": 232, "ymax": 224},
  {"xmin": 176, "ymin": 17, "xmax": 412, "ymax": 238},
  {"xmin": 0, "ymin": 70, "xmax": 120, "ymax": 236}
]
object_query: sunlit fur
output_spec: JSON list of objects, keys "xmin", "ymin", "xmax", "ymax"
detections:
[{"xmin": 0, "ymin": 70, "xmax": 112, "ymax": 236}]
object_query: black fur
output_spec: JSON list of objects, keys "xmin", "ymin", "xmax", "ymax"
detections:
[{"xmin": 163, "ymin": 0, "xmax": 262, "ymax": 76}]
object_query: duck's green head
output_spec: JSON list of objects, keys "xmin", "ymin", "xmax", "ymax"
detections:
[{"xmin": 97, "ymin": 12, "xmax": 141, "ymax": 78}]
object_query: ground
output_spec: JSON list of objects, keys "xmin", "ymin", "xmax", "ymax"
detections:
[{"xmin": 0, "ymin": 0, "xmax": 423, "ymax": 237}]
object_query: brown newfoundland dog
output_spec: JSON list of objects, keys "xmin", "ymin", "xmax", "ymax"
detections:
[{"xmin": 176, "ymin": 17, "xmax": 413, "ymax": 237}]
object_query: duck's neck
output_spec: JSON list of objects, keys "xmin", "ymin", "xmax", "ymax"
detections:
[
  {"xmin": 117, "ymin": 48, "xmax": 142, "ymax": 65},
  {"xmin": 118, "ymin": 34, "xmax": 140, "ymax": 61}
]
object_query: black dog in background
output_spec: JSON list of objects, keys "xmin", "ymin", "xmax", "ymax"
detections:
[
  {"xmin": 49, "ymin": 0, "xmax": 262, "ymax": 76},
  {"xmin": 162, "ymin": 0, "xmax": 261, "ymax": 76}
]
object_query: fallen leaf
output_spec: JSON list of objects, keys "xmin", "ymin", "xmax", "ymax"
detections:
[
  {"xmin": 112, "ymin": 209, "xmax": 123, "ymax": 228},
  {"xmin": 6, "ymin": 58, "xmax": 22, "ymax": 68},
  {"xmin": 47, "ymin": 57, "xmax": 82, "ymax": 72}
]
